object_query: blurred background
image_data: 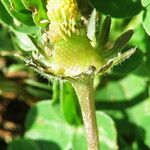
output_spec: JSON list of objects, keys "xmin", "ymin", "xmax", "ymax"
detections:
[{"xmin": 0, "ymin": 0, "xmax": 150, "ymax": 150}]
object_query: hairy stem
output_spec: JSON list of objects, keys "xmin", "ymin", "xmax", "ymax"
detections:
[{"xmin": 72, "ymin": 78, "xmax": 99, "ymax": 150}]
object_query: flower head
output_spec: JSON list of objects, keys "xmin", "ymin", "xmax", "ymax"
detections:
[
  {"xmin": 21, "ymin": 0, "xmax": 135, "ymax": 81},
  {"xmin": 46, "ymin": 0, "xmax": 84, "ymax": 42}
]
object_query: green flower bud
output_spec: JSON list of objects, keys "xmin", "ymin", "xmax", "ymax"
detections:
[
  {"xmin": 25, "ymin": 0, "xmax": 135, "ymax": 80},
  {"xmin": 45, "ymin": 0, "xmax": 104, "ymax": 77},
  {"xmin": 50, "ymin": 35, "xmax": 104, "ymax": 76}
]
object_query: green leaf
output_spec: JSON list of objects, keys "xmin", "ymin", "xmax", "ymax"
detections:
[
  {"xmin": 0, "ymin": 27, "xmax": 14, "ymax": 50},
  {"xmin": 127, "ymin": 98, "xmax": 150, "ymax": 125},
  {"xmin": 112, "ymin": 30, "xmax": 133, "ymax": 53},
  {"xmin": 13, "ymin": 24, "xmax": 40, "ymax": 35},
  {"xmin": 138, "ymin": 114, "xmax": 150, "ymax": 148},
  {"xmin": 21, "ymin": 0, "xmax": 49, "ymax": 27},
  {"xmin": 72, "ymin": 112, "xmax": 118, "ymax": 150},
  {"xmin": 24, "ymin": 101, "xmax": 118, "ymax": 149},
  {"xmin": 77, "ymin": 0, "xmax": 91, "ymax": 15},
  {"xmin": 11, "ymin": 0, "xmax": 29, "ymax": 12},
  {"xmin": 89, "ymin": 0, "xmax": 142, "ymax": 18},
  {"xmin": 99, "ymin": 16, "xmax": 111, "ymax": 48},
  {"xmin": 104, "ymin": 30, "xmax": 133, "ymax": 58},
  {"xmin": 25, "ymin": 101, "xmax": 73, "ymax": 150},
  {"xmin": 97, "ymin": 112, "xmax": 118, "ymax": 150},
  {"xmin": 0, "ymin": 1, "xmax": 14, "ymax": 25},
  {"xmin": 143, "ymin": 5, "xmax": 150, "ymax": 35},
  {"xmin": 8, "ymin": 139, "xmax": 40, "ymax": 150},
  {"xmin": 28, "ymin": 35, "xmax": 47, "ymax": 57},
  {"xmin": 8, "ymin": 138, "xmax": 62, "ymax": 150},
  {"xmin": 72, "ymin": 128, "xmax": 87, "ymax": 150},
  {"xmin": 12, "ymin": 31, "xmax": 37, "ymax": 51},
  {"xmin": 51, "ymin": 81, "xmax": 60, "ymax": 105},
  {"xmin": 130, "ymin": 25, "xmax": 150, "ymax": 53},
  {"xmin": 1, "ymin": 0, "xmax": 35, "ymax": 26},
  {"xmin": 96, "ymin": 74, "xmax": 147, "ymax": 101},
  {"xmin": 141, "ymin": 0, "xmax": 150, "ymax": 7},
  {"xmin": 130, "ymin": 25, "xmax": 150, "ymax": 77},
  {"xmin": 60, "ymin": 82, "xmax": 81, "ymax": 126},
  {"xmin": 0, "ymin": 1, "xmax": 40, "ymax": 34}
]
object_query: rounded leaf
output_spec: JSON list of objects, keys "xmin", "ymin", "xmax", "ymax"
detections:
[
  {"xmin": 25, "ymin": 101, "xmax": 73, "ymax": 149},
  {"xmin": 72, "ymin": 112, "xmax": 118, "ymax": 150},
  {"xmin": 1, "ymin": 0, "xmax": 35, "ymax": 26},
  {"xmin": 8, "ymin": 139, "xmax": 40, "ymax": 150},
  {"xmin": 89, "ymin": 0, "xmax": 142, "ymax": 18},
  {"xmin": 25, "ymin": 101, "xmax": 118, "ymax": 149},
  {"xmin": 96, "ymin": 74, "xmax": 147, "ymax": 101}
]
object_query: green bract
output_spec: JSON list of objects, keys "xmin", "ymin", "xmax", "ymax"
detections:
[
  {"xmin": 0, "ymin": 0, "xmax": 135, "ymax": 80},
  {"xmin": 16, "ymin": 0, "xmax": 135, "ymax": 81}
]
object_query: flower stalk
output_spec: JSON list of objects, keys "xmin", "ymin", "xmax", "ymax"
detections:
[{"xmin": 72, "ymin": 78, "xmax": 99, "ymax": 150}]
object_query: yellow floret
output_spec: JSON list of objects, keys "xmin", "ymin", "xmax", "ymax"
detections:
[{"xmin": 46, "ymin": 0, "xmax": 83, "ymax": 42}]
